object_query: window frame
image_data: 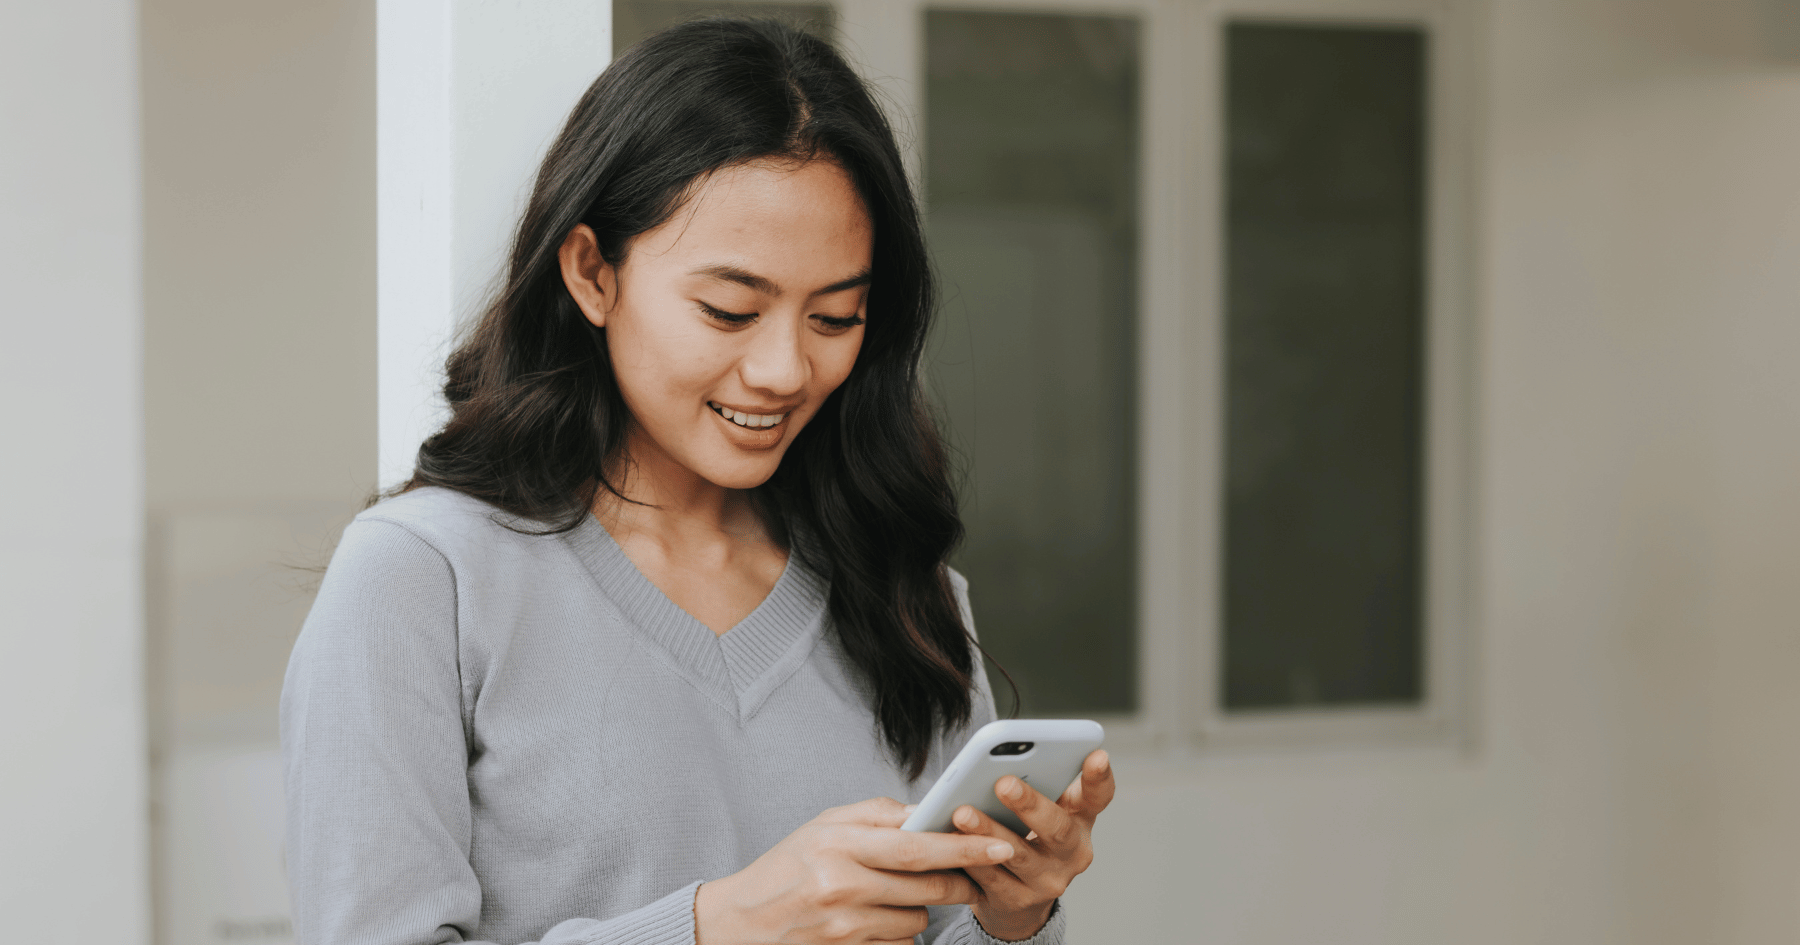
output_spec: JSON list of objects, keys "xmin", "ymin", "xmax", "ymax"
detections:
[
  {"xmin": 1193, "ymin": 0, "xmax": 1478, "ymax": 753},
  {"xmin": 773, "ymin": 0, "xmax": 1477, "ymax": 754}
]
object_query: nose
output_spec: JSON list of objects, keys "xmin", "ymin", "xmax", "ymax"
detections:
[{"xmin": 738, "ymin": 315, "xmax": 809, "ymax": 397}]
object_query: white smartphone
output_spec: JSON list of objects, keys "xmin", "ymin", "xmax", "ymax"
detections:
[{"xmin": 901, "ymin": 719, "xmax": 1104, "ymax": 836}]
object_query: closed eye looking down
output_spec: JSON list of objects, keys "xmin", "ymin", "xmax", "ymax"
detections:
[{"xmin": 696, "ymin": 301, "xmax": 865, "ymax": 331}]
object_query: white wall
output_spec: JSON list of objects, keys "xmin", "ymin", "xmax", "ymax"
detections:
[
  {"xmin": 1061, "ymin": 1, "xmax": 1800, "ymax": 942},
  {"xmin": 143, "ymin": 0, "xmax": 376, "ymax": 511},
  {"xmin": 0, "ymin": 0, "xmax": 151, "ymax": 941},
  {"xmin": 140, "ymin": 1, "xmax": 377, "ymax": 941}
]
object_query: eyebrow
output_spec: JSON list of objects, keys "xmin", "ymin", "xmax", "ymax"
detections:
[{"xmin": 691, "ymin": 264, "xmax": 872, "ymax": 297}]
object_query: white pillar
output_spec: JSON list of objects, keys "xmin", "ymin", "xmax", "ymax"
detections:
[
  {"xmin": 378, "ymin": 0, "xmax": 613, "ymax": 488},
  {"xmin": 0, "ymin": 0, "xmax": 151, "ymax": 940},
  {"xmin": 836, "ymin": 0, "xmax": 923, "ymax": 187}
]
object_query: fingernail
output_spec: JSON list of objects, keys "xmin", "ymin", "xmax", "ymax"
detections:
[
  {"xmin": 1002, "ymin": 779, "xmax": 1023, "ymax": 799},
  {"xmin": 987, "ymin": 842, "xmax": 1013, "ymax": 860},
  {"xmin": 956, "ymin": 807, "xmax": 976, "ymax": 827},
  {"xmin": 1097, "ymin": 750, "xmax": 1111, "ymax": 774}
]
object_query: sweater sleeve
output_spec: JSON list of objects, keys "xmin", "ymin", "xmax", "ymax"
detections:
[
  {"xmin": 927, "ymin": 902, "xmax": 1068, "ymax": 945},
  {"xmin": 279, "ymin": 518, "xmax": 699, "ymax": 945}
]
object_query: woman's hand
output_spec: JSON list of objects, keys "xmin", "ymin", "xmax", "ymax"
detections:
[
  {"xmin": 954, "ymin": 749, "xmax": 1115, "ymax": 941},
  {"xmin": 695, "ymin": 796, "xmax": 1017, "ymax": 945}
]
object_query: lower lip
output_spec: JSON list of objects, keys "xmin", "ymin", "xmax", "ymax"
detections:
[{"xmin": 711, "ymin": 406, "xmax": 787, "ymax": 445}]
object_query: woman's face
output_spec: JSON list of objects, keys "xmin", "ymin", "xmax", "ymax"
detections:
[{"xmin": 561, "ymin": 158, "xmax": 873, "ymax": 492}]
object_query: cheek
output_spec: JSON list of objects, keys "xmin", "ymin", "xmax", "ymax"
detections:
[
  {"xmin": 607, "ymin": 305, "xmax": 719, "ymax": 402},
  {"xmin": 811, "ymin": 332, "xmax": 865, "ymax": 397}
]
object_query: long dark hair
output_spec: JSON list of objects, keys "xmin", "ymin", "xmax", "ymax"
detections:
[{"xmin": 399, "ymin": 17, "xmax": 975, "ymax": 778}]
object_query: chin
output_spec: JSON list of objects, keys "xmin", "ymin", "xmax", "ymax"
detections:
[{"xmin": 698, "ymin": 455, "xmax": 784, "ymax": 491}]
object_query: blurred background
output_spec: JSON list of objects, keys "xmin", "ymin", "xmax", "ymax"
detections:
[{"xmin": 4, "ymin": 0, "xmax": 1798, "ymax": 942}]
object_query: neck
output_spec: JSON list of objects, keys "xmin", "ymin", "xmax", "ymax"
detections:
[{"xmin": 593, "ymin": 427, "xmax": 768, "ymax": 553}]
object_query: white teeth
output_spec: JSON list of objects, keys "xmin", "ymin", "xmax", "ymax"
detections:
[{"xmin": 711, "ymin": 403, "xmax": 786, "ymax": 429}]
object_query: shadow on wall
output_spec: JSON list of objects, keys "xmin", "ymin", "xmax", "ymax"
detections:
[
  {"xmin": 1756, "ymin": 0, "xmax": 1800, "ymax": 60},
  {"xmin": 151, "ymin": 507, "xmax": 354, "ymax": 945}
]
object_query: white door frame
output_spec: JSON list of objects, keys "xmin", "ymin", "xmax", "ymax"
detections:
[{"xmin": 377, "ymin": 0, "xmax": 614, "ymax": 489}]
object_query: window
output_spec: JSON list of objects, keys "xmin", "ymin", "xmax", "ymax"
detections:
[
  {"xmin": 923, "ymin": 10, "xmax": 1141, "ymax": 717},
  {"xmin": 1221, "ymin": 22, "xmax": 1428, "ymax": 712},
  {"xmin": 612, "ymin": 0, "xmax": 834, "ymax": 55}
]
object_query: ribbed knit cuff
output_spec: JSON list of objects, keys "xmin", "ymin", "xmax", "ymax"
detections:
[
  {"xmin": 965, "ymin": 900, "xmax": 1065, "ymax": 945},
  {"xmin": 549, "ymin": 881, "xmax": 700, "ymax": 945}
]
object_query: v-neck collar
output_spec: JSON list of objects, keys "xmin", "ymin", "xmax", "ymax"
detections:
[{"xmin": 563, "ymin": 514, "xmax": 830, "ymax": 724}]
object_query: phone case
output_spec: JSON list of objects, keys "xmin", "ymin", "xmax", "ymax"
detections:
[{"xmin": 900, "ymin": 719, "xmax": 1104, "ymax": 835}]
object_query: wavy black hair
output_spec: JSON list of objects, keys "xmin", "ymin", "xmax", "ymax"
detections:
[{"xmin": 398, "ymin": 17, "xmax": 980, "ymax": 778}]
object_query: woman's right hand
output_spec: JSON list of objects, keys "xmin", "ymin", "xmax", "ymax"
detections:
[{"xmin": 694, "ymin": 796, "xmax": 1016, "ymax": 945}]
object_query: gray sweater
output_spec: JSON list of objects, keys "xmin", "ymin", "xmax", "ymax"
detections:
[{"xmin": 280, "ymin": 487, "xmax": 1066, "ymax": 945}]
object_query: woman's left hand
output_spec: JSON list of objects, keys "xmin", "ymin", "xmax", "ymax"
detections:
[{"xmin": 952, "ymin": 749, "xmax": 1115, "ymax": 941}]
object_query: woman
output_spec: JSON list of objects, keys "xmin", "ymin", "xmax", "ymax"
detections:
[{"xmin": 282, "ymin": 17, "xmax": 1113, "ymax": 945}]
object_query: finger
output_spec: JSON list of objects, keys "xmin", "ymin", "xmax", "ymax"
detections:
[
  {"xmin": 964, "ymin": 861, "xmax": 1033, "ymax": 902},
  {"xmin": 867, "ymin": 867, "xmax": 982, "ymax": 907},
  {"xmin": 856, "ymin": 827, "xmax": 1016, "ymax": 873},
  {"xmin": 819, "ymin": 796, "xmax": 911, "ymax": 828},
  {"xmin": 952, "ymin": 804, "xmax": 1040, "ymax": 879},
  {"xmin": 1059, "ymin": 750, "xmax": 1115, "ymax": 819},
  {"xmin": 994, "ymin": 776, "xmax": 1079, "ymax": 854},
  {"xmin": 862, "ymin": 905, "xmax": 932, "ymax": 943},
  {"xmin": 952, "ymin": 805, "xmax": 1031, "ymax": 857}
]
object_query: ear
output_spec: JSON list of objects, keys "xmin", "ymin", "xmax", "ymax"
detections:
[{"xmin": 559, "ymin": 223, "xmax": 618, "ymax": 328}]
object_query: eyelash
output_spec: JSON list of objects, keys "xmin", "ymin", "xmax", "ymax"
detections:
[
  {"xmin": 699, "ymin": 303, "xmax": 864, "ymax": 331},
  {"xmin": 700, "ymin": 303, "xmax": 757, "ymax": 325}
]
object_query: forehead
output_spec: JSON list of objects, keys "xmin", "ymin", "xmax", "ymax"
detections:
[{"xmin": 628, "ymin": 159, "xmax": 874, "ymax": 282}]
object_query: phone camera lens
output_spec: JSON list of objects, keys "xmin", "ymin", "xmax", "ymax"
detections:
[{"xmin": 988, "ymin": 741, "xmax": 1036, "ymax": 756}]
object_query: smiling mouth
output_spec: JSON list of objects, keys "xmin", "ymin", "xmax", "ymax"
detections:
[{"xmin": 709, "ymin": 401, "xmax": 789, "ymax": 431}]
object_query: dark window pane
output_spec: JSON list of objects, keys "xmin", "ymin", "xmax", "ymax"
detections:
[
  {"xmin": 1222, "ymin": 22, "xmax": 1427, "ymax": 711},
  {"xmin": 925, "ymin": 10, "xmax": 1140, "ymax": 716},
  {"xmin": 613, "ymin": 1, "xmax": 834, "ymax": 55}
]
